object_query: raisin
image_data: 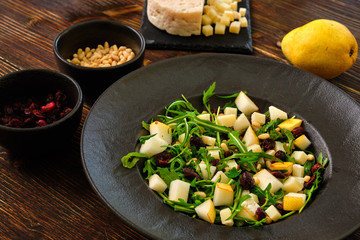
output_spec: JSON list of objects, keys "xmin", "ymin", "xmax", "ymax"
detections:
[
  {"xmin": 292, "ymin": 127, "xmax": 305, "ymax": 139},
  {"xmin": 155, "ymin": 152, "xmax": 172, "ymax": 167},
  {"xmin": 261, "ymin": 139, "xmax": 275, "ymax": 151},
  {"xmin": 240, "ymin": 171, "xmax": 255, "ymax": 190},
  {"xmin": 270, "ymin": 171, "xmax": 286, "ymax": 179},
  {"xmin": 224, "ymin": 150, "xmax": 233, "ymax": 158},
  {"xmin": 183, "ymin": 168, "xmax": 200, "ymax": 181},
  {"xmin": 256, "ymin": 207, "xmax": 266, "ymax": 221},
  {"xmin": 311, "ymin": 162, "xmax": 323, "ymax": 174},
  {"xmin": 210, "ymin": 158, "xmax": 220, "ymax": 166},
  {"xmin": 274, "ymin": 151, "xmax": 287, "ymax": 160},
  {"xmin": 190, "ymin": 136, "xmax": 206, "ymax": 150},
  {"xmin": 275, "ymin": 203, "xmax": 285, "ymax": 214}
]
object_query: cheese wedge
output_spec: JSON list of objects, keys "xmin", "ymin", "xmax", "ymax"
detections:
[{"xmin": 147, "ymin": 0, "xmax": 204, "ymax": 36}]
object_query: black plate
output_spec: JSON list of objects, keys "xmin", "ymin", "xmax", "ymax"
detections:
[
  {"xmin": 140, "ymin": 0, "xmax": 252, "ymax": 53},
  {"xmin": 81, "ymin": 54, "xmax": 360, "ymax": 240}
]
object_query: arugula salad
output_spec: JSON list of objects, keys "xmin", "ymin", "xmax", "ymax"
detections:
[{"xmin": 121, "ymin": 83, "xmax": 328, "ymax": 226}]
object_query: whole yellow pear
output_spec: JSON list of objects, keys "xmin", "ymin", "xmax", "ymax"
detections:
[{"xmin": 281, "ymin": 19, "xmax": 358, "ymax": 79}]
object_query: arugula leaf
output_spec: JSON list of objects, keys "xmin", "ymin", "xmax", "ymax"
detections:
[
  {"xmin": 158, "ymin": 168, "xmax": 179, "ymax": 186},
  {"xmin": 121, "ymin": 152, "xmax": 148, "ymax": 168},
  {"xmin": 139, "ymin": 133, "xmax": 157, "ymax": 144},
  {"xmin": 228, "ymin": 130, "xmax": 247, "ymax": 153},
  {"xmin": 203, "ymin": 82, "xmax": 216, "ymax": 114},
  {"xmin": 143, "ymin": 158, "xmax": 157, "ymax": 179},
  {"xmin": 225, "ymin": 167, "xmax": 242, "ymax": 179},
  {"xmin": 142, "ymin": 121, "xmax": 150, "ymax": 131}
]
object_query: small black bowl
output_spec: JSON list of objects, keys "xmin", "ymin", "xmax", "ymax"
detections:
[
  {"xmin": 0, "ymin": 69, "xmax": 83, "ymax": 158},
  {"xmin": 53, "ymin": 19, "xmax": 146, "ymax": 103}
]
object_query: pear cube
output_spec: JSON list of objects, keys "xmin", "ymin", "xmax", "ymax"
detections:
[
  {"xmin": 235, "ymin": 91, "xmax": 259, "ymax": 115},
  {"xmin": 292, "ymin": 164, "xmax": 305, "ymax": 177},
  {"xmin": 251, "ymin": 112, "xmax": 266, "ymax": 125},
  {"xmin": 283, "ymin": 192, "xmax": 306, "ymax": 211},
  {"xmin": 139, "ymin": 135, "xmax": 168, "ymax": 157},
  {"xmin": 148, "ymin": 174, "xmax": 167, "ymax": 193},
  {"xmin": 291, "ymin": 151, "xmax": 308, "ymax": 165},
  {"xmin": 265, "ymin": 205, "xmax": 282, "ymax": 222},
  {"xmin": 278, "ymin": 119, "xmax": 303, "ymax": 131},
  {"xmin": 233, "ymin": 113, "xmax": 250, "ymax": 131},
  {"xmin": 275, "ymin": 141, "xmax": 286, "ymax": 152},
  {"xmin": 149, "ymin": 121, "xmax": 172, "ymax": 144},
  {"xmin": 224, "ymin": 107, "xmax": 237, "ymax": 116},
  {"xmin": 195, "ymin": 199, "xmax": 216, "ymax": 224},
  {"xmin": 269, "ymin": 106, "xmax": 288, "ymax": 120},
  {"xmin": 213, "ymin": 182, "xmax": 234, "ymax": 206},
  {"xmin": 217, "ymin": 114, "xmax": 236, "ymax": 127},
  {"xmin": 243, "ymin": 126, "xmax": 259, "ymax": 147},
  {"xmin": 247, "ymin": 144, "xmax": 262, "ymax": 153},
  {"xmin": 294, "ymin": 135, "xmax": 311, "ymax": 150},
  {"xmin": 253, "ymin": 169, "xmax": 283, "ymax": 194},
  {"xmin": 199, "ymin": 163, "xmax": 217, "ymax": 180},
  {"xmin": 220, "ymin": 208, "xmax": 234, "ymax": 226},
  {"xmin": 269, "ymin": 162, "xmax": 294, "ymax": 175},
  {"xmin": 282, "ymin": 176, "xmax": 304, "ymax": 193},
  {"xmin": 197, "ymin": 113, "xmax": 211, "ymax": 121},
  {"xmin": 224, "ymin": 159, "xmax": 239, "ymax": 172},
  {"xmin": 211, "ymin": 171, "xmax": 229, "ymax": 183},
  {"xmin": 238, "ymin": 198, "xmax": 260, "ymax": 220},
  {"xmin": 168, "ymin": 179, "xmax": 190, "ymax": 202},
  {"xmin": 201, "ymin": 135, "xmax": 216, "ymax": 146}
]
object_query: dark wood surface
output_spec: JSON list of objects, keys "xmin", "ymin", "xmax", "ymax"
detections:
[{"xmin": 0, "ymin": 0, "xmax": 359, "ymax": 239}]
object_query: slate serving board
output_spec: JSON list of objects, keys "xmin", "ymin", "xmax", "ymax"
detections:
[{"xmin": 140, "ymin": 0, "xmax": 253, "ymax": 53}]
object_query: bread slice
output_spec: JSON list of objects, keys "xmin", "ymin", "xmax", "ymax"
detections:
[{"xmin": 147, "ymin": 0, "xmax": 204, "ymax": 37}]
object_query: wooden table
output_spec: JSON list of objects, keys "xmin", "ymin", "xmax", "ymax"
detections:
[{"xmin": 0, "ymin": 0, "xmax": 359, "ymax": 239}]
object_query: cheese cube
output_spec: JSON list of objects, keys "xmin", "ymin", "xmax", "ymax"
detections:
[
  {"xmin": 230, "ymin": 1, "xmax": 238, "ymax": 10},
  {"xmin": 225, "ymin": 159, "xmax": 238, "ymax": 172},
  {"xmin": 139, "ymin": 135, "xmax": 168, "ymax": 157},
  {"xmin": 199, "ymin": 163, "xmax": 217, "ymax": 180},
  {"xmin": 215, "ymin": 1, "xmax": 231, "ymax": 12},
  {"xmin": 168, "ymin": 179, "xmax": 190, "ymax": 202},
  {"xmin": 215, "ymin": 22, "xmax": 226, "ymax": 34},
  {"xmin": 282, "ymin": 176, "xmax": 304, "ymax": 193},
  {"xmin": 201, "ymin": 135, "xmax": 216, "ymax": 146},
  {"xmin": 294, "ymin": 135, "xmax": 311, "ymax": 150},
  {"xmin": 217, "ymin": 114, "xmax": 236, "ymax": 127},
  {"xmin": 233, "ymin": 11, "xmax": 240, "ymax": 20},
  {"xmin": 292, "ymin": 164, "xmax": 305, "ymax": 177},
  {"xmin": 148, "ymin": 174, "xmax": 167, "ymax": 193},
  {"xmin": 197, "ymin": 113, "xmax": 211, "ymax": 121},
  {"xmin": 202, "ymin": 15, "xmax": 213, "ymax": 25},
  {"xmin": 253, "ymin": 169, "xmax": 283, "ymax": 194},
  {"xmin": 202, "ymin": 25, "xmax": 214, "ymax": 37},
  {"xmin": 211, "ymin": 171, "xmax": 229, "ymax": 183},
  {"xmin": 229, "ymin": 21, "xmax": 241, "ymax": 34},
  {"xmin": 220, "ymin": 208, "xmax": 234, "ymax": 226},
  {"xmin": 206, "ymin": 7, "xmax": 218, "ymax": 20},
  {"xmin": 265, "ymin": 205, "xmax": 281, "ymax": 222},
  {"xmin": 235, "ymin": 91, "xmax": 259, "ymax": 115},
  {"xmin": 213, "ymin": 183, "xmax": 234, "ymax": 206},
  {"xmin": 150, "ymin": 121, "xmax": 172, "ymax": 144},
  {"xmin": 243, "ymin": 126, "xmax": 259, "ymax": 147},
  {"xmin": 269, "ymin": 162, "xmax": 293, "ymax": 175},
  {"xmin": 223, "ymin": 10, "xmax": 234, "ymax": 21},
  {"xmin": 283, "ymin": 192, "xmax": 306, "ymax": 211},
  {"xmin": 233, "ymin": 113, "xmax": 250, "ymax": 131},
  {"xmin": 224, "ymin": 107, "xmax": 237, "ymax": 116},
  {"xmin": 269, "ymin": 106, "xmax": 288, "ymax": 120},
  {"xmin": 251, "ymin": 112, "xmax": 266, "ymax": 125},
  {"xmin": 220, "ymin": 15, "xmax": 231, "ymax": 26},
  {"xmin": 278, "ymin": 119, "xmax": 303, "ymax": 131},
  {"xmin": 195, "ymin": 199, "xmax": 216, "ymax": 224},
  {"xmin": 239, "ymin": 7, "xmax": 247, "ymax": 17},
  {"xmin": 247, "ymin": 144, "xmax": 262, "ymax": 153},
  {"xmin": 291, "ymin": 151, "xmax": 308, "ymax": 165},
  {"xmin": 240, "ymin": 17, "xmax": 248, "ymax": 27}
]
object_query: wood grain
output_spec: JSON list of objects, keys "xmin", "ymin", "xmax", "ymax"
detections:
[{"xmin": 0, "ymin": 0, "xmax": 359, "ymax": 239}]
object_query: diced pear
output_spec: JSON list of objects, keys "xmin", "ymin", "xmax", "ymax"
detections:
[
  {"xmin": 217, "ymin": 114, "xmax": 236, "ymax": 127},
  {"xmin": 197, "ymin": 113, "xmax": 211, "ymax": 121},
  {"xmin": 275, "ymin": 141, "xmax": 286, "ymax": 152},
  {"xmin": 202, "ymin": 24, "xmax": 214, "ymax": 37},
  {"xmin": 237, "ymin": 208, "xmax": 256, "ymax": 220},
  {"xmin": 269, "ymin": 162, "xmax": 294, "ymax": 175},
  {"xmin": 229, "ymin": 21, "xmax": 241, "ymax": 34},
  {"xmin": 291, "ymin": 151, "xmax": 308, "ymax": 165},
  {"xmin": 139, "ymin": 135, "xmax": 168, "ymax": 157},
  {"xmin": 283, "ymin": 192, "xmax": 306, "ymax": 211},
  {"xmin": 199, "ymin": 163, "xmax": 217, "ymax": 180},
  {"xmin": 201, "ymin": 135, "xmax": 216, "ymax": 146},
  {"xmin": 224, "ymin": 159, "xmax": 239, "ymax": 172},
  {"xmin": 251, "ymin": 112, "xmax": 266, "ymax": 125},
  {"xmin": 168, "ymin": 179, "xmax": 190, "ymax": 202},
  {"xmin": 211, "ymin": 171, "xmax": 229, "ymax": 183},
  {"xmin": 233, "ymin": 113, "xmax": 250, "ymax": 131},
  {"xmin": 243, "ymin": 126, "xmax": 259, "ymax": 147},
  {"xmin": 269, "ymin": 106, "xmax": 288, "ymax": 120},
  {"xmin": 278, "ymin": 119, "xmax": 302, "ymax": 131},
  {"xmin": 224, "ymin": 107, "xmax": 237, "ymax": 116},
  {"xmin": 148, "ymin": 174, "xmax": 167, "ymax": 193},
  {"xmin": 220, "ymin": 208, "xmax": 234, "ymax": 226},
  {"xmin": 294, "ymin": 135, "xmax": 311, "ymax": 150},
  {"xmin": 207, "ymin": 148, "xmax": 220, "ymax": 159},
  {"xmin": 265, "ymin": 205, "xmax": 282, "ymax": 222},
  {"xmin": 282, "ymin": 176, "xmax": 304, "ymax": 193},
  {"xmin": 247, "ymin": 144, "xmax": 262, "ymax": 153},
  {"xmin": 238, "ymin": 198, "xmax": 260, "ymax": 219},
  {"xmin": 213, "ymin": 183, "xmax": 234, "ymax": 206},
  {"xmin": 195, "ymin": 199, "xmax": 216, "ymax": 224},
  {"xmin": 235, "ymin": 91, "xmax": 259, "ymax": 115},
  {"xmin": 149, "ymin": 121, "xmax": 172, "ymax": 144},
  {"xmin": 292, "ymin": 164, "xmax": 305, "ymax": 177},
  {"xmin": 253, "ymin": 169, "xmax": 283, "ymax": 194}
]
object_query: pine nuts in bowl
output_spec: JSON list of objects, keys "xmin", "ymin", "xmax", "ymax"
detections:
[{"xmin": 53, "ymin": 20, "xmax": 145, "ymax": 102}]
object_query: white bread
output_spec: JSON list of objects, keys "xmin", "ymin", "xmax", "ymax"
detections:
[{"xmin": 147, "ymin": 0, "xmax": 204, "ymax": 37}]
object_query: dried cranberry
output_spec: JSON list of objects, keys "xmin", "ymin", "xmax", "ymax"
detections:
[
  {"xmin": 60, "ymin": 107, "xmax": 72, "ymax": 118},
  {"xmin": 292, "ymin": 127, "xmax": 305, "ymax": 138},
  {"xmin": 311, "ymin": 162, "xmax": 323, "ymax": 174},
  {"xmin": 224, "ymin": 150, "xmax": 233, "ymax": 158},
  {"xmin": 7, "ymin": 118, "xmax": 23, "ymax": 128},
  {"xmin": 304, "ymin": 175, "xmax": 316, "ymax": 189},
  {"xmin": 41, "ymin": 101, "xmax": 55, "ymax": 113},
  {"xmin": 270, "ymin": 171, "xmax": 286, "ymax": 179},
  {"xmin": 190, "ymin": 136, "xmax": 206, "ymax": 150},
  {"xmin": 36, "ymin": 119, "xmax": 48, "ymax": 126},
  {"xmin": 210, "ymin": 158, "xmax": 220, "ymax": 166},
  {"xmin": 259, "ymin": 198, "xmax": 266, "ymax": 206},
  {"xmin": 261, "ymin": 139, "xmax": 275, "ymax": 151},
  {"xmin": 183, "ymin": 168, "xmax": 200, "ymax": 180},
  {"xmin": 275, "ymin": 203, "xmax": 285, "ymax": 214},
  {"xmin": 256, "ymin": 207, "xmax": 266, "ymax": 221},
  {"xmin": 240, "ymin": 171, "xmax": 255, "ymax": 190},
  {"xmin": 155, "ymin": 152, "xmax": 172, "ymax": 167},
  {"xmin": 274, "ymin": 151, "xmax": 287, "ymax": 160}
]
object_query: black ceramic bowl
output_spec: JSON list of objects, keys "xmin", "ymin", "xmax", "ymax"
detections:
[
  {"xmin": 0, "ymin": 69, "xmax": 83, "ymax": 158},
  {"xmin": 53, "ymin": 20, "xmax": 146, "ymax": 102}
]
